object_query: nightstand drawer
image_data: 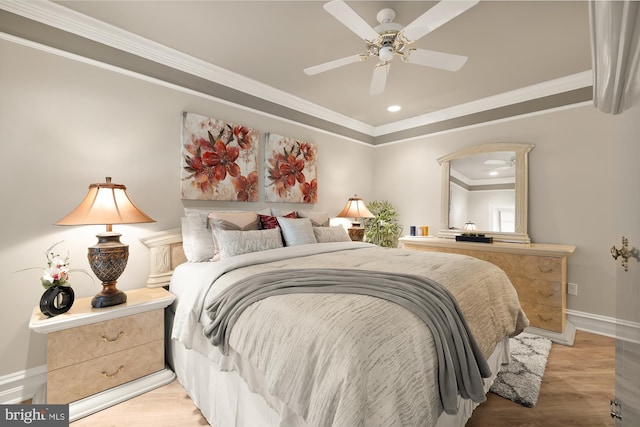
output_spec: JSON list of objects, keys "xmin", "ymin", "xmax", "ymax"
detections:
[
  {"xmin": 47, "ymin": 339, "xmax": 164, "ymax": 404},
  {"xmin": 48, "ymin": 309, "xmax": 163, "ymax": 371}
]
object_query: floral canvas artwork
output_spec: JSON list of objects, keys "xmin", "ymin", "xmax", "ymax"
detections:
[
  {"xmin": 265, "ymin": 133, "xmax": 317, "ymax": 203},
  {"xmin": 181, "ymin": 112, "xmax": 259, "ymax": 201}
]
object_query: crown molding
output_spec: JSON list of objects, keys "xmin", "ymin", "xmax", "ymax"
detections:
[
  {"xmin": 374, "ymin": 70, "xmax": 593, "ymax": 137},
  {"xmin": 0, "ymin": 0, "xmax": 593, "ymax": 141},
  {"xmin": 0, "ymin": 0, "xmax": 375, "ymax": 136}
]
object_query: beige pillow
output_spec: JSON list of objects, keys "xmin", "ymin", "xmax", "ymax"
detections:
[
  {"xmin": 313, "ymin": 226, "xmax": 352, "ymax": 243},
  {"xmin": 208, "ymin": 211, "xmax": 260, "ymax": 260},
  {"xmin": 296, "ymin": 210, "xmax": 330, "ymax": 227}
]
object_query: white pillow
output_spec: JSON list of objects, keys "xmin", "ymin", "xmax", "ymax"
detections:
[
  {"xmin": 296, "ymin": 210, "xmax": 330, "ymax": 227},
  {"xmin": 214, "ymin": 228, "xmax": 283, "ymax": 259},
  {"xmin": 313, "ymin": 225, "xmax": 352, "ymax": 243},
  {"xmin": 277, "ymin": 217, "xmax": 317, "ymax": 246},
  {"xmin": 181, "ymin": 215, "xmax": 215, "ymax": 262}
]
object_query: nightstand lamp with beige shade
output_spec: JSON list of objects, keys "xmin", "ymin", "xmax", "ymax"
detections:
[
  {"xmin": 336, "ymin": 195, "xmax": 375, "ymax": 241},
  {"xmin": 56, "ymin": 177, "xmax": 155, "ymax": 308}
]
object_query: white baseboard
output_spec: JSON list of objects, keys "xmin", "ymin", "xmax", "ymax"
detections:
[
  {"xmin": 568, "ymin": 309, "xmax": 640, "ymax": 344},
  {"xmin": 0, "ymin": 365, "xmax": 47, "ymax": 404}
]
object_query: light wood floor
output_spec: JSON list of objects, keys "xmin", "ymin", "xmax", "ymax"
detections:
[{"xmin": 70, "ymin": 330, "xmax": 615, "ymax": 427}]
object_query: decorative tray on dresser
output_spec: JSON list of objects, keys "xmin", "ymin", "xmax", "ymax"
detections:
[
  {"xmin": 29, "ymin": 287, "xmax": 176, "ymax": 421},
  {"xmin": 399, "ymin": 236, "xmax": 577, "ymax": 346}
]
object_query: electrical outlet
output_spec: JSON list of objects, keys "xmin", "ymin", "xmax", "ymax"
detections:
[{"xmin": 568, "ymin": 282, "xmax": 578, "ymax": 296}]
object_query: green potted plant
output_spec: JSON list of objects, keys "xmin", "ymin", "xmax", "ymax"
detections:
[{"xmin": 363, "ymin": 200, "xmax": 403, "ymax": 248}]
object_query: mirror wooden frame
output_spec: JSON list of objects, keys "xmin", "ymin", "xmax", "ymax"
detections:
[{"xmin": 437, "ymin": 142, "xmax": 534, "ymax": 243}]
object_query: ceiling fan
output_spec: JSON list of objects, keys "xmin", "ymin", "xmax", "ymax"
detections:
[
  {"xmin": 483, "ymin": 158, "xmax": 516, "ymax": 172},
  {"xmin": 304, "ymin": 0, "xmax": 479, "ymax": 95}
]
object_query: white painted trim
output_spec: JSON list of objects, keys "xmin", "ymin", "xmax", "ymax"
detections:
[
  {"xmin": 0, "ymin": 0, "xmax": 591, "ymax": 139},
  {"xmin": 0, "ymin": 365, "xmax": 47, "ymax": 404},
  {"xmin": 0, "ymin": 0, "xmax": 374, "ymax": 136},
  {"xmin": 373, "ymin": 100, "xmax": 594, "ymax": 147},
  {"xmin": 375, "ymin": 71, "xmax": 593, "ymax": 137},
  {"xmin": 567, "ymin": 309, "xmax": 640, "ymax": 344}
]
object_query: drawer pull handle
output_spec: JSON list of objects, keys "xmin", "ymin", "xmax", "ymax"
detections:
[
  {"xmin": 538, "ymin": 290, "xmax": 554, "ymax": 298},
  {"xmin": 101, "ymin": 331, "xmax": 124, "ymax": 343},
  {"xmin": 538, "ymin": 314, "xmax": 553, "ymax": 321},
  {"xmin": 537, "ymin": 266, "xmax": 554, "ymax": 273},
  {"xmin": 102, "ymin": 365, "xmax": 124, "ymax": 379}
]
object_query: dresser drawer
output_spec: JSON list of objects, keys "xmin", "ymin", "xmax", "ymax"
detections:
[
  {"xmin": 47, "ymin": 339, "xmax": 164, "ymax": 404},
  {"xmin": 509, "ymin": 277, "xmax": 563, "ymax": 307},
  {"xmin": 520, "ymin": 300, "xmax": 564, "ymax": 332},
  {"xmin": 48, "ymin": 309, "xmax": 163, "ymax": 370}
]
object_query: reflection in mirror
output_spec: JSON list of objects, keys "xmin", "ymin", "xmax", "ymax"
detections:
[
  {"xmin": 449, "ymin": 151, "xmax": 516, "ymax": 232},
  {"xmin": 438, "ymin": 143, "xmax": 534, "ymax": 243}
]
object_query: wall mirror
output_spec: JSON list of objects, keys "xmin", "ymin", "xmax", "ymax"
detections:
[{"xmin": 438, "ymin": 143, "xmax": 534, "ymax": 243}]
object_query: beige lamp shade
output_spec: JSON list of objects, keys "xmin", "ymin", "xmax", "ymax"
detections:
[
  {"xmin": 336, "ymin": 195, "xmax": 375, "ymax": 224},
  {"xmin": 56, "ymin": 177, "xmax": 155, "ymax": 229},
  {"xmin": 463, "ymin": 221, "xmax": 477, "ymax": 232}
]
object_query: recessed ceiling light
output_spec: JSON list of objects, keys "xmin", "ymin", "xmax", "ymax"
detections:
[
  {"xmin": 387, "ymin": 105, "xmax": 401, "ymax": 112},
  {"xmin": 489, "ymin": 171, "xmax": 499, "ymax": 176}
]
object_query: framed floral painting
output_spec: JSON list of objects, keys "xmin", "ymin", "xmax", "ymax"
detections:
[
  {"xmin": 264, "ymin": 133, "xmax": 317, "ymax": 203},
  {"xmin": 181, "ymin": 112, "xmax": 259, "ymax": 201}
]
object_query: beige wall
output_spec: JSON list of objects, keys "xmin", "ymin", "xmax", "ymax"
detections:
[
  {"xmin": 0, "ymin": 39, "xmax": 373, "ymax": 378},
  {"xmin": 373, "ymin": 105, "xmax": 618, "ymax": 318}
]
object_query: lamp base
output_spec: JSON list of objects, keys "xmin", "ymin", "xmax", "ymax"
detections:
[
  {"xmin": 91, "ymin": 282, "xmax": 127, "ymax": 308},
  {"xmin": 348, "ymin": 227, "xmax": 365, "ymax": 241},
  {"xmin": 88, "ymin": 232, "xmax": 129, "ymax": 308}
]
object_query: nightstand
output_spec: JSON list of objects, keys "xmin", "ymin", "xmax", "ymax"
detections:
[{"xmin": 29, "ymin": 287, "xmax": 176, "ymax": 421}]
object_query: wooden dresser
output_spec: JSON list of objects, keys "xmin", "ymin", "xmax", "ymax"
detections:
[{"xmin": 399, "ymin": 237, "xmax": 576, "ymax": 345}]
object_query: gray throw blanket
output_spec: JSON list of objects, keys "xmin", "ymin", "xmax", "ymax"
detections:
[{"xmin": 203, "ymin": 268, "xmax": 492, "ymax": 414}]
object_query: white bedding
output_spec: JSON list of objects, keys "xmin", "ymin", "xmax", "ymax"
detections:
[{"xmin": 169, "ymin": 242, "xmax": 528, "ymax": 427}]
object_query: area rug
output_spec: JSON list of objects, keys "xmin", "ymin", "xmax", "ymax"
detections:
[{"xmin": 489, "ymin": 332, "xmax": 552, "ymax": 408}]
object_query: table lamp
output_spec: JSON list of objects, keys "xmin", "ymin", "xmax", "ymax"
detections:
[
  {"xmin": 56, "ymin": 177, "xmax": 155, "ymax": 308},
  {"xmin": 336, "ymin": 195, "xmax": 375, "ymax": 241}
]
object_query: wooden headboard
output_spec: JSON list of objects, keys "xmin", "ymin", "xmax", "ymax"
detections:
[{"xmin": 140, "ymin": 228, "xmax": 186, "ymax": 288}]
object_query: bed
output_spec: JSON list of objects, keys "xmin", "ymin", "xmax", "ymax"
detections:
[{"xmin": 141, "ymin": 210, "xmax": 528, "ymax": 427}]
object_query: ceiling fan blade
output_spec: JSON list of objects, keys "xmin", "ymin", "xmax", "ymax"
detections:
[
  {"xmin": 304, "ymin": 54, "xmax": 364, "ymax": 75},
  {"xmin": 323, "ymin": 0, "xmax": 380, "ymax": 41},
  {"xmin": 369, "ymin": 62, "xmax": 390, "ymax": 95},
  {"xmin": 404, "ymin": 48, "xmax": 468, "ymax": 71},
  {"xmin": 484, "ymin": 160, "xmax": 508, "ymax": 165},
  {"xmin": 401, "ymin": 0, "xmax": 479, "ymax": 42}
]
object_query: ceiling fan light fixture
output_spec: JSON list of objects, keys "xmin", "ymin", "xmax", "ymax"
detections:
[{"xmin": 379, "ymin": 45, "xmax": 394, "ymax": 62}]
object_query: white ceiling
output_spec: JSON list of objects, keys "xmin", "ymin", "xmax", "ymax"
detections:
[{"xmin": 47, "ymin": 0, "xmax": 592, "ymax": 131}]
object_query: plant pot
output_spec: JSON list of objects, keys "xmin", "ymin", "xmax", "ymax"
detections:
[{"xmin": 40, "ymin": 286, "xmax": 75, "ymax": 317}]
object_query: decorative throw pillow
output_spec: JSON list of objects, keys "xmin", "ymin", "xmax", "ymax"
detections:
[
  {"xmin": 214, "ymin": 228, "xmax": 283, "ymax": 259},
  {"xmin": 181, "ymin": 215, "xmax": 215, "ymax": 262},
  {"xmin": 182, "ymin": 208, "xmax": 270, "ymax": 261},
  {"xmin": 313, "ymin": 225, "xmax": 352, "ymax": 243},
  {"xmin": 259, "ymin": 211, "xmax": 297, "ymax": 229},
  {"xmin": 277, "ymin": 217, "xmax": 317, "ymax": 246},
  {"xmin": 208, "ymin": 211, "xmax": 260, "ymax": 260},
  {"xmin": 296, "ymin": 210, "xmax": 330, "ymax": 227}
]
